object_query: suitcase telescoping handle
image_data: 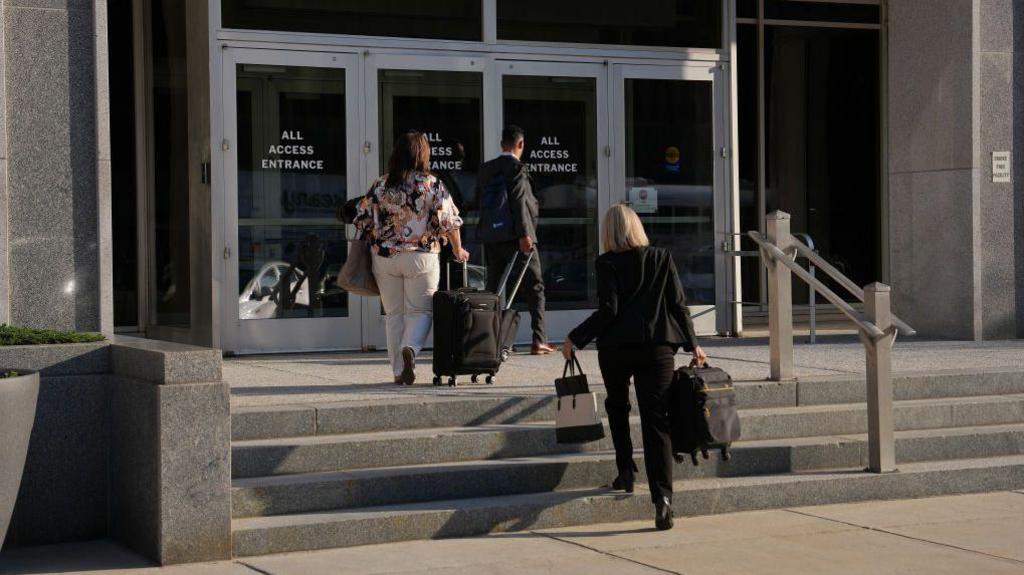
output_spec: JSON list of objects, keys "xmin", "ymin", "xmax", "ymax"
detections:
[
  {"xmin": 498, "ymin": 247, "xmax": 536, "ymax": 311},
  {"xmin": 445, "ymin": 259, "xmax": 469, "ymax": 290}
]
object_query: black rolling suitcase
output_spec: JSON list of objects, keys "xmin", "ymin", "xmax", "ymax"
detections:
[
  {"xmin": 431, "ymin": 250, "xmax": 534, "ymax": 387},
  {"xmin": 670, "ymin": 362, "xmax": 741, "ymax": 465}
]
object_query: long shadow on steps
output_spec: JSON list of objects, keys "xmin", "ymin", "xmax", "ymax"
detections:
[{"xmin": 465, "ymin": 395, "xmax": 558, "ymax": 427}]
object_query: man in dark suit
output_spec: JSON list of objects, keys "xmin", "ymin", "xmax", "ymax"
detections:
[{"xmin": 476, "ymin": 126, "xmax": 554, "ymax": 355}]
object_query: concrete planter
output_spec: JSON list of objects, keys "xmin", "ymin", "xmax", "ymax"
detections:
[{"xmin": 0, "ymin": 370, "xmax": 40, "ymax": 548}]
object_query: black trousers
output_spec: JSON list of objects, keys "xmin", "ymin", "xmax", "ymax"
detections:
[
  {"xmin": 598, "ymin": 345, "xmax": 676, "ymax": 503},
  {"xmin": 484, "ymin": 240, "xmax": 546, "ymax": 344}
]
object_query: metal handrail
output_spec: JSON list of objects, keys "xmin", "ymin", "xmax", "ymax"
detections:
[
  {"xmin": 789, "ymin": 240, "xmax": 916, "ymax": 337},
  {"xmin": 726, "ymin": 231, "xmax": 821, "ymax": 343},
  {"xmin": 748, "ymin": 231, "xmax": 888, "ymax": 341},
  {"xmin": 791, "ymin": 233, "xmax": 818, "ymax": 343},
  {"xmin": 750, "ymin": 211, "xmax": 914, "ymax": 473}
]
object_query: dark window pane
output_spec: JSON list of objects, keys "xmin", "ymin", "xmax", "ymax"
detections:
[
  {"xmin": 222, "ymin": 0, "xmax": 482, "ymax": 41},
  {"xmin": 377, "ymin": 70, "xmax": 484, "ymax": 271},
  {"xmin": 625, "ymin": 79, "xmax": 716, "ymax": 305},
  {"xmin": 152, "ymin": 0, "xmax": 190, "ymax": 327},
  {"xmin": 765, "ymin": 1, "xmax": 880, "ymax": 24},
  {"xmin": 503, "ymin": 75, "xmax": 599, "ymax": 310},
  {"xmin": 498, "ymin": 0, "xmax": 722, "ymax": 48},
  {"xmin": 109, "ymin": 0, "xmax": 137, "ymax": 327},
  {"xmin": 236, "ymin": 65, "xmax": 350, "ymax": 320},
  {"xmin": 764, "ymin": 26, "xmax": 881, "ymax": 303},
  {"xmin": 738, "ymin": 0, "xmax": 756, "ymax": 18},
  {"xmin": 737, "ymin": 24, "xmax": 760, "ymax": 306}
]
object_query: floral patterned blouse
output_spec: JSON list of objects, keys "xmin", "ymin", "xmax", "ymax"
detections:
[{"xmin": 354, "ymin": 172, "xmax": 463, "ymax": 257}]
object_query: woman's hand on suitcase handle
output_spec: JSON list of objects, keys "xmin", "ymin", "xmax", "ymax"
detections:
[
  {"xmin": 691, "ymin": 345, "xmax": 707, "ymax": 366},
  {"xmin": 448, "ymin": 229, "xmax": 470, "ymax": 263}
]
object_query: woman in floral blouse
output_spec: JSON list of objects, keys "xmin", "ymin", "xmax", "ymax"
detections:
[{"xmin": 354, "ymin": 131, "xmax": 469, "ymax": 385}]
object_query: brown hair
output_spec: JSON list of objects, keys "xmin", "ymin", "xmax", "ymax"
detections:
[{"xmin": 385, "ymin": 131, "xmax": 431, "ymax": 189}]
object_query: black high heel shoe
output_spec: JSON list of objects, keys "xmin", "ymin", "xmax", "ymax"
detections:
[
  {"xmin": 610, "ymin": 461, "xmax": 639, "ymax": 493},
  {"xmin": 655, "ymin": 496, "xmax": 674, "ymax": 530}
]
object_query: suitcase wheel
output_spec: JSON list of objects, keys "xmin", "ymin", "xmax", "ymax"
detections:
[
  {"xmin": 690, "ymin": 452, "xmax": 699, "ymax": 466},
  {"xmin": 432, "ymin": 376, "xmax": 442, "ymax": 386},
  {"xmin": 485, "ymin": 375, "xmax": 495, "ymax": 385},
  {"xmin": 672, "ymin": 452, "xmax": 685, "ymax": 464},
  {"xmin": 471, "ymin": 374, "xmax": 479, "ymax": 384},
  {"xmin": 500, "ymin": 348, "xmax": 512, "ymax": 362},
  {"xmin": 701, "ymin": 448, "xmax": 709, "ymax": 460},
  {"xmin": 721, "ymin": 446, "xmax": 731, "ymax": 461},
  {"xmin": 447, "ymin": 377, "xmax": 457, "ymax": 387}
]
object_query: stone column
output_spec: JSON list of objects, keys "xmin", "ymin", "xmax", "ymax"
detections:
[
  {"xmin": 2, "ymin": 0, "xmax": 113, "ymax": 334},
  {"xmin": 978, "ymin": 0, "xmax": 1022, "ymax": 338},
  {"xmin": 887, "ymin": 0, "xmax": 980, "ymax": 340},
  {"xmin": 0, "ymin": 0, "xmax": 8, "ymax": 326},
  {"xmin": 888, "ymin": 0, "xmax": 1022, "ymax": 340}
]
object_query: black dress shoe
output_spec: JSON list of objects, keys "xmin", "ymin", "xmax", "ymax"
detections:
[
  {"xmin": 655, "ymin": 497, "xmax": 674, "ymax": 530},
  {"xmin": 610, "ymin": 461, "xmax": 639, "ymax": 493},
  {"xmin": 611, "ymin": 473, "xmax": 635, "ymax": 493}
]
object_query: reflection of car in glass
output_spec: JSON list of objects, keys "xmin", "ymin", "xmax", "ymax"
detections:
[
  {"xmin": 543, "ymin": 260, "xmax": 590, "ymax": 303},
  {"xmin": 320, "ymin": 262, "xmax": 347, "ymax": 309},
  {"xmin": 238, "ymin": 261, "xmax": 311, "ymax": 320},
  {"xmin": 241, "ymin": 261, "xmax": 354, "ymax": 320}
]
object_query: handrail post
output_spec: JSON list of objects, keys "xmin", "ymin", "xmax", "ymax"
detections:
[
  {"xmin": 765, "ymin": 211, "xmax": 794, "ymax": 381},
  {"xmin": 864, "ymin": 283, "xmax": 896, "ymax": 473}
]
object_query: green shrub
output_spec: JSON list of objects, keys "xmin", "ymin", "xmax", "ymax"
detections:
[
  {"xmin": 0, "ymin": 324, "xmax": 105, "ymax": 346},
  {"xmin": 1, "ymin": 370, "xmax": 19, "ymax": 378}
]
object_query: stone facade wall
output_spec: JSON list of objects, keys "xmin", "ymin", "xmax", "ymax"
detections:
[
  {"xmin": 888, "ymin": 0, "xmax": 1023, "ymax": 340},
  {"xmin": 0, "ymin": 0, "xmax": 112, "ymax": 334},
  {"xmin": 979, "ymin": 0, "xmax": 1023, "ymax": 338}
]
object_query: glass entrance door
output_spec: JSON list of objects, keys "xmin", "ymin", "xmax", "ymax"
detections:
[
  {"xmin": 222, "ymin": 49, "xmax": 363, "ymax": 353},
  {"xmin": 498, "ymin": 61, "xmax": 610, "ymax": 342},
  {"xmin": 362, "ymin": 54, "xmax": 488, "ymax": 349},
  {"xmin": 612, "ymin": 63, "xmax": 728, "ymax": 335}
]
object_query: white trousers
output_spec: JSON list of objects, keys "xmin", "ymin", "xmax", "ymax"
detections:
[{"xmin": 372, "ymin": 251, "xmax": 440, "ymax": 376}]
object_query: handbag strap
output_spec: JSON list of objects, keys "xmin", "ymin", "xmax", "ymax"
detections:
[{"xmin": 562, "ymin": 351, "xmax": 585, "ymax": 379}]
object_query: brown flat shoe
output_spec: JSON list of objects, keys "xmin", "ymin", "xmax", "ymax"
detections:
[{"xmin": 531, "ymin": 342, "xmax": 556, "ymax": 355}]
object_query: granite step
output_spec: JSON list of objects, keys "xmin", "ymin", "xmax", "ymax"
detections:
[
  {"xmin": 230, "ymin": 368, "xmax": 1024, "ymax": 441},
  {"xmin": 231, "ymin": 393, "xmax": 1024, "ymax": 478},
  {"xmin": 231, "ymin": 423, "xmax": 1024, "ymax": 518},
  {"xmin": 230, "ymin": 454, "xmax": 1024, "ymax": 556}
]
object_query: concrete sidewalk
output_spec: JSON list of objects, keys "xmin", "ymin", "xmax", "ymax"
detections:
[
  {"xmin": 226, "ymin": 338, "xmax": 1024, "ymax": 407},
  {"xmin": 3, "ymin": 492, "xmax": 1023, "ymax": 574}
]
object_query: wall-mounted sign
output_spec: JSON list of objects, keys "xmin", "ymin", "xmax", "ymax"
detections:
[
  {"xmin": 992, "ymin": 151, "xmax": 1011, "ymax": 183},
  {"xmin": 261, "ymin": 130, "xmax": 325, "ymax": 171},
  {"xmin": 628, "ymin": 186, "xmax": 658, "ymax": 214}
]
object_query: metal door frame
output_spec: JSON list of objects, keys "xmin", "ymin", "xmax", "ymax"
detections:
[
  {"xmin": 220, "ymin": 47, "xmax": 364, "ymax": 353},
  {"xmin": 361, "ymin": 53, "xmax": 493, "ymax": 350},
  {"xmin": 610, "ymin": 62, "xmax": 732, "ymax": 335},
  {"xmin": 495, "ymin": 59, "xmax": 611, "ymax": 344}
]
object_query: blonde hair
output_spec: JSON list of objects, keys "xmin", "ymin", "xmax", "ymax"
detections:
[{"xmin": 602, "ymin": 203, "xmax": 650, "ymax": 253}]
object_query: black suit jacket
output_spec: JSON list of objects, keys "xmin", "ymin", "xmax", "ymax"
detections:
[
  {"xmin": 475, "ymin": 154, "xmax": 539, "ymax": 242},
  {"xmin": 569, "ymin": 246, "xmax": 698, "ymax": 352}
]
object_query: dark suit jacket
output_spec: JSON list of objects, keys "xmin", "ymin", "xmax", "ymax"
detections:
[
  {"xmin": 569, "ymin": 246, "xmax": 698, "ymax": 352},
  {"xmin": 475, "ymin": 154, "xmax": 539, "ymax": 242}
]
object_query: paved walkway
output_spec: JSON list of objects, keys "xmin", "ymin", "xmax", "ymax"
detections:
[
  {"xmin": 3, "ymin": 492, "xmax": 1023, "ymax": 574},
  {"xmin": 226, "ymin": 337, "xmax": 1024, "ymax": 407}
]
